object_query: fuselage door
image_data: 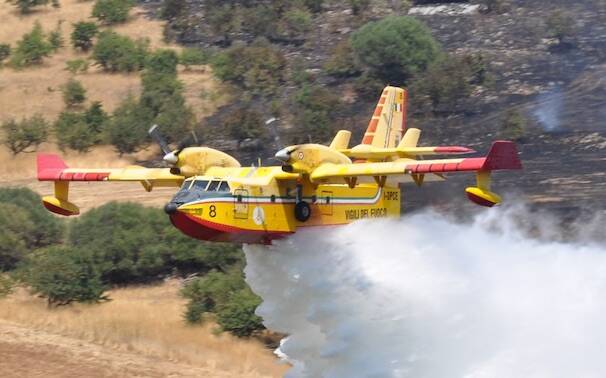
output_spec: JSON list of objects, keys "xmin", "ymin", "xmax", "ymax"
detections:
[
  {"xmin": 233, "ymin": 188, "xmax": 249, "ymax": 219},
  {"xmin": 320, "ymin": 190, "xmax": 333, "ymax": 216}
]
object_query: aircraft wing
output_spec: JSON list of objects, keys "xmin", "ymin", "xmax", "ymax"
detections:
[
  {"xmin": 311, "ymin": 141, "xmax": 522, "ymax": 182},
  {"xmin": 37, "ymin": 154, "xmax": 183, "ymax": 216}
]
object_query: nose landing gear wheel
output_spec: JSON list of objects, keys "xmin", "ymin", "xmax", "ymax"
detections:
[{"xmin": 294, "ymin": 201, "xmax": 311, "ymax": 222}]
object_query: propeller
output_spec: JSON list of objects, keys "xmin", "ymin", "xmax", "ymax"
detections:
[{"xmin": 148, "ymin": 125, "xmax": 200, "ymax": 166}]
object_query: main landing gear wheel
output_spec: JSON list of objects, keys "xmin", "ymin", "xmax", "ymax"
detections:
[{"xmin": 294, "ymin": 201, "xmax": 311, "ymax": 222}]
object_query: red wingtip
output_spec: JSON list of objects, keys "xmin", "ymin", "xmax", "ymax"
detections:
[
  {"xmin": 37, "ymin": 154, "xmax": 68, "ymax": 181},
  {"xmin": 482, "ymin": 141, "xmax": 522, "ymax": 171}
]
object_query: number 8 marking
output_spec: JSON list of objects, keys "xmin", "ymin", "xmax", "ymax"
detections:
[{"xmin": 209, "ymin": 205, "xmax": 216, "ymax": 218}]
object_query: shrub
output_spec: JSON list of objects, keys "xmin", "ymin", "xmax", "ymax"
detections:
[
  {"xmin": 0, "ymin": 44, "xmax": 10, "ymax": 65},
  {"xmin": 211, "ymin": 39, "xmax": 286, "ymax": 95},
  {"xmin": 0, "ymin": 187, "xmax": 64, "ymax": 250},
  {"xmin": 152, "ymin": 94, "xmax": 194, "ymax": 143},
  {"xmin": 500, "ymin": 109, "xmax": 526, "ymax": 140},
  {"xmin": 351, "ymin": 16, "xmax": 440, "ymax": 83},
  {"xmin": 48, "ymin": 22, "xmax": 64, "ymax": 52},
  {"xmin": 71, "ymin": 22, "xmax": 98, "ymax": 51},
  {"xmin": 54, "ymin": 111, "xmax": 97, "ymax": 152},
  {"xmin": 181, "ymin": 270, "xmax": 264, "ymax": 337},
  {"xmin": 324, "ymin": 39, "xmax": 360, "ymax": 77},
  {"xmin": 92, "ymin": 30, "xmax": 149, "ymax": 72},
  {"xmin": 145, "ymin": 49, "xmax": 178, "ymax": 75},
  {"xmin": 22, "ymin": 246, "xmax": 107, "ymax": 306},
  {"xmin": 107, "ymin": 95, "xmax": 153, "ymax": 154},
  {"xmin": 0, "ymin": 275, "xmax": 13, "ymax": 298},
  {"xmin": 2, "ymin": 115, "xmax": 49, "ymax": 154},
  {"xmin": 241, "ymin": 5, "xmax": 279, "ymax": 39},
  {"xmin": 84, "ymin": 101, "xmax": 109, "ymax": 134},
  {"xmin": 277, "ymin": 7, "xmax": 312, "ymax": 41},
  {"xmin": 411, "ymin": 54, "xmax": 473, "ymax": 111},
  {"xmin": 61, "ymin": 78, "xmax": 87, "ymax": 107},
  {"xmin": 206, "ymin": 4, "xmax": 240, "ymax": 43},
  {"xmin": 0, "ymin": 203, "xmax": 36, "ymax": 271},
  {"xmin": 92, "ymin": 0, "xmax": 134, "ymax": 24},
  {"xmin": 179, "ymin": 48, "xmax": 208, "ymax": 69},
  {"xmin": 546, "ymin": 10, "xmax": 576, "ymax": 45},
  {"xmin": 10, "ymin": 22, "xmax": 53, "ymax": 67},
  {"xmin": 7, "ymin": 0, "xmax": 54, "ymax": 14},
  {"xmin": 303, "ymin": 0, "xmax": 323, "ymax": 13},
  {"xmin": 294, "ymin": 84, "xmax": 340, "ymax": 142},
  {"xmin": 224, "ymin": 107, "xmax": 264, "ymax": 143},
  {"xmin": 349, "ymin": 0, "xmax": 371, "ymax": 15},
  {"xmin": 160, "ymin": 0, "xmax": 186, "ymax": 19},
  {"xmin": 65, "ymin": 58, "xmax": 89, "ymax": 74}
]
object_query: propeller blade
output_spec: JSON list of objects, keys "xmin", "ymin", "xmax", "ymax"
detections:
[
  {"xmin": 175, "ymin": 131, "xmax": 200, "ymax": 155},
  {"xmin": 148, "ymin": 125, "xmax": 171, "ymax": 155}
]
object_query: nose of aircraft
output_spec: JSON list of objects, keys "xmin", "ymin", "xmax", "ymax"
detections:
[{"xmin": 164, "ymin": 202, "xmax": 178, "ymax": 214}]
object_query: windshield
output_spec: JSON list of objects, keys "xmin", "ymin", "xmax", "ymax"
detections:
[
  {"xmin": 191, "ymin": 180, "xmax": 209, "ymax": 192},
  {"xmin": 207, "ymin": 181, "xmax": 220, "ymax": 191}
]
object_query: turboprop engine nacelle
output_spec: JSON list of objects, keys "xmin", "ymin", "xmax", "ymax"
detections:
[
  {"xmin": 172, "ymin": 147, "xmax": 241, "ymax": 177},
  {"xmin": 275, "ymin": 144, "xmax": 351, "ymax": 175}
]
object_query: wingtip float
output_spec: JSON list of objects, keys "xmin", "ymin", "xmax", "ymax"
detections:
[{"xmin": 37, "ymin": 85, "xmax": 522, "ymax": 244}]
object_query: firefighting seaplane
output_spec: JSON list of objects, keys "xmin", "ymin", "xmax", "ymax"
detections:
[{"xmin": 37, "ymin": 86, "xmax": 522, "ymax": 244}]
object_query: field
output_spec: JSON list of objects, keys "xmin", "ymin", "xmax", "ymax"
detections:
[{"xmin": 0, "ymin": 281, "xmax": 288, "ymax": 377}]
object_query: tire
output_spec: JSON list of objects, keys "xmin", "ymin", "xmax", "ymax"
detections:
[{"xmin": 294, "ymin": 201, "xmax": 311, "ymax": 222}]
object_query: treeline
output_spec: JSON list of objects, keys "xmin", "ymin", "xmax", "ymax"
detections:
[{"xmin": 0, "ymin": 188, "xmax": 264, "ymax": 337}]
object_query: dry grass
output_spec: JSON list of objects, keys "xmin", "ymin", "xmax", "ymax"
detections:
[
  {"xmin": 0, "ymin": 280, "xmax": 287, "ymax": 377},
  {"xmin": 0, "ymin": 0, "xmax": 229, "ymax": 123}
]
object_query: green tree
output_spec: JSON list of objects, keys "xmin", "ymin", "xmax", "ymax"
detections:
[
  {"xmin": 48, "ymin": 22, "xmax": 64, "ymax": 52},
  {"xmin": 6, "ymin": 0, "xmax": 56, "ymax": 14},
  {"xmin": 54, "ymin": 111, "xmax": 97, "ymax": 152},
  {"xmin": 0, "ymin": 203, "xmax": 36, "ymax": 271},
  {"xmin": 216, "ymin": 288, "xmax": 263, "ymax": 337},
  {"xmin": 179, "ymin": 48, "xmax": 208, "ymax": 69},
  {"xmin": 0, "ymin": 44, "xmax": 11, "ymax": 65},
  {"xmin": 211, "ymin": 39, "xmax": 286, "ymax": 95},
  {"xmin": 107, "ymin": 95, "xmax": 153, "ymax": 154},
  {"xmin": 21, "ymin": 246, "xmax": 107, "ymax": 306},
  {"xmin": 206, "ymin": 4, "xmax": 240, "ymax": 44},
  {"xmin": 351, "ymin": 16, "xmax": 440, "ymax": 83},
  {"xmin": 92, "ymin": 0, "xmax": 134, "ymax": 24},
  {"xmin": 71, "ymin": 22, "xmax": 98, "ymax": 51},
  {"xmin": 294, "ymin": 84, "xmax": 340, "ymax": 142},
  {"xmin": 546, "ymin": 10, "xmax": 576, "ymax": 45},
  {"xmin": 92, "ymin": 30, "xmax": 149, "ymax": 72},
  {"xmin": 84, "ymin": 101, "xmax": 109, "ymax": 134},
  {"xmin": 324, "ymin": 39, "xmax": 360, "ymax": 77},
  {"xmin": 0, "ymin": 187, "xmax": 64, "ymax": 249},
  {"xmin": 500, "ymin": 109, "xmax": 526, "ymax": 140},
  {"xmin": 145, "ymin": 49, "xmax": 178, "ymax": 75},
  {"xmin": 10, "ymin": 22, "xmax": 53, "ymax": 67},
  {"xmin": 2, "ymin": 115, "xmax": 49, "ymax": 154},
  {"xmin": 61, "ymin": 78, "xmax": 87, "ymax": 107}
]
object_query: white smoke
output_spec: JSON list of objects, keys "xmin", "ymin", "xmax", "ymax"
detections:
[
  {"xmin": 244, "ymin": 206, "xmax": 606, "ymax": 378},
  {"xmin": 533, "ymin": 87, "xmax": 564, "ymax": 132}
]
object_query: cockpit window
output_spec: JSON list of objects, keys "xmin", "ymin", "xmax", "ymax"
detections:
[
  {"xmin": 207, "ymin": 180, "xmax": 220, "ymax": 191},
  {"xmin": 218, "ymin": 181, "xmax": 230, "ymax": 192},
  {"xmin": 192, "ymin": 180, "xmax": 209, "ymax": 191}
]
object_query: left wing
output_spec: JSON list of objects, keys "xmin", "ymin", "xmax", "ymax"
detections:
[{"xmin": 37, "ymin": 154, "xmax": 183, "ymax": 215}]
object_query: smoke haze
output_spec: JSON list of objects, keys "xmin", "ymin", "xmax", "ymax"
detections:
[{"xmin": 244, "ymin": 207, "xmax": 606, "ymax": 378}]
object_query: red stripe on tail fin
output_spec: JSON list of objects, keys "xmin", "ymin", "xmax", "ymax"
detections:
[{"xmin": 482, "ymin": 141, "xmax": 522, "ymax": 171}]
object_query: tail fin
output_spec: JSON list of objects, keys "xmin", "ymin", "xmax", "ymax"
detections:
[
  {"xmin": 398, "ymin": 128, "xmax": 420, "ymax": 149},
  {"xmin": 482, "ymin": 141, "xmax": 523, "ymax": 171},
  {"xmin": 361, "ymin": 86, "xmax": 407, "ymax": 148},
  {"xmin": 329, "ymin": 130, "xmax": 351, "ymax": 150}
]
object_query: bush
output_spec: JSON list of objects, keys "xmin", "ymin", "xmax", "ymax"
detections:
[
  {"xmin": 206, "ymin": 4, "xmax": 240, "ymax": 44},
  {"xmin": 2, "ymin": 115, "xmax": 49, "ymax": 154},
  {"xmin": 211, "ymin": 39, "xmax": 286, "ymax": 95},
  {"xmin": 10, "ymin": 22, "xmax": 53, "ymax": 67},
  {"xmin": 92, "ymin": 0, "xmax": 134, "ymax": 24},
  {"xmin": 351, "ymin": 16, "xmax": 440, "ymax": 83},
  {"xmin": 152, "ymin": 94, "xmax": 195, "ymax": 142},
  {"xmin": 61, "ymin": 78, "xmax": 87, "ymax": 107},
  {"xmin": 349, "ymin": 0, "xmax": 371, "ymax": 15},
  {"xmin": 0, "ymin": 275, "xmax": 13, "ymax": 298},
  {"xmin": 145, "ymin": 49, "xmax": 178, "ymax": 75},
  {"xmin": 0, "ymin": 203, "xmax": 36, "ymax": 271},
  {"xmin": 277, "ymin": 7, "xmax": 312, "ymax": 41},
  {"xmin": 500, "ymin": 109, "xmax": 526, "ymax": 140},
  {"xmin": 54, "ymin": 111, "xmax": 97, "ymax": 152},
  {"xmin": 324, "ymin": 39, "xmax": 360, "ymax": 77},
  {"xmin": 179, "ymin": 48, "xmax": 208, "ymax": 69},
  {"xmin": 160, "ymin": 0, "xmax": 186, "ymax": 19},
  {"xmin": 181, "ymin": 270, "xmax": 263, "ymax": 337},
  {"xmin": 224, "ymin": 107, "xmax": 264, "ymax": 143},
  {"xmin": 84, "ymin": 101, "xmax": 109, "ymax": 134},
  {"xmin": 546, "ymin": 10, "xmax": 576, "ymax": 45},
  {"xmin": 0, "ymin": 187, "xmax": 64, "ymax": 250},
  {"xmin": 65, "ymin": 58, "xmax": 89, "ymax": 74},
  {"xmin": 22, "ymin": 246, "xmax": 107, "ymax": 306},
  {"xmin": 48, "ymin": 22, "xmax": 64, "ymax": 52},
  {"xmin": 107, "ymin": 95, "xmax": 153, "ymax": 154},
  {"xmin": 294, "ymin": 84, "xmax": 340, "ymax": 142},
  {"xmin": 7, "ymin": 0, "xmax": 55, "ymax": 14},
  {"xmin": 92, "ymin": 30, "xmax": 149, "ymax": 72},
  {"xmin": 71, "ymin": 22, "xmax": 98, "ymax": 51},
  {"xmin": 0, "ymin": 44, "xmax": 10, "ymax": 65}
]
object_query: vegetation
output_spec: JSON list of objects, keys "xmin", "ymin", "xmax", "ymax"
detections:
[
  {"xmin": 211, "ymin": 39, "xmax": 286, "ymax": 95},
  {"xmin": 1, "ymin": 115, "xmax": 49, "ymax": 154},
  {"xmin": 160, "ymin": 0, "xmax": 186, "ymax": 19},
  {"xmin": 0, "ymin": 275, "xmax": 13, "ymax": 298},
  {"xmin": 546, "ymin": 10, "xmax": 576, "ymax": 45},
  {"xmin": 349, "ymin": 0, "xmax": 371, "ymax": 15},
  {"xmin": 179, "ymin": 48, "xmax": 208, "ymax": 69},
  {"xmin": 351, "ymin": 16, "xmax": 440, "ymax": 83},
  {"xmin": 182, "ymin": 270, "xmax": 263, "ymax": 337},
  {"xmin": 0, "ymin": 44, "xmax": 10, "ymax": 65},
  {"xmin": 48, "ymin": 22, "xmax": 64, "ymax": 52},
  {"xmin": 54, "ymin": 111, "xmax": 96, "ymax": 152},
  {"xmin": 6, "ymin": 0, "xmax": 58, "ymax": 14},
  {"xmin": 92, "ymin": 0, "xmax": 134, "ymax": 24},
  {"xmin": 500, "ymin": 109, "xmax": 526, "ymax": 140},
  {"xmin": 10, "ymin": 22, "xmax": 53, "ymax": 67},
  {"xmin": 324, "ymin": 39, "xmax": 360, "ymax": 77},
  {"xmin": 107, "ymin": 95, "xmax": 152, "ymax": 154},
  {"xmin": 293, "ymin": 84, "xmax": 340, "ymax": 142},
  {"xmin": 71, "ymin": 22, "xmax": 98, "ymax": 51},
  {"xmin": 22, "ymin": 246, "xmax": 107, "ymax": 306},
  {"xmin": 61, "ymin": 78, "xmax": 87, "ymax": 107},
  {"xmin": 92, "ymin": 30, "xmax": 149, "ymax": 72},
  {"xmin": 65, "ymin": 58, "xmax": 89, "ymax": 74},
  {"xmin": 224, "ymin": 107, "xmax": 264, "ymax": 144}
]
